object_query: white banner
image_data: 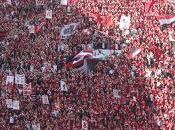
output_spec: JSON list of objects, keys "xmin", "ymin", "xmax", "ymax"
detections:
[
  {"xmin": 15, "ymin": 74, "xmax": 25, "ymax": 85},
  {"xmin": 60, "ymin": 80, "xmax": 68, "ymax": 92},
  {"xmin": 42, "ymin": 95, "xmax": 49, "ymax": 104},
  {"xmin": 46, "ymin": 10, "xmax": 52, "ymax": 19},
  {"xmin": 60, "ymin": 23, "xmax": 79, "ymax": 39},
  {"xmin": 13, "ymin": 100, "xmax": 20, "ymax": 110},
  {"xmin": 119, "ymin": 14, "xmax": 131, "ymax": 30},
  {"xmin": 61, "ymin": 0, "xmax": 68, "ymax": 5},
  {"xmin": 6, "ymin": 99, "xmax": 13, "ymax": 109},
  {"xmin": 6, "ymin": 76, "xmax": 14, "ymax": 85}
]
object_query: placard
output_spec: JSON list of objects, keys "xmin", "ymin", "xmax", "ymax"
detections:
[
  {"xmin": 61, "ymin": 0, "xmax": 68, "ymax": 5},
  {"xmin": 6, "ymin": 76, "xmax": 14, "ymax": 85},
  {"xmin": 6, "ymin": 99, "xmax": 13, "ymax": 108},
  {"xmin": 28, "ymin": 25, "xmax": 35, "ymax": 34},
  {"xmin": 42, "ymin": 95, "xmax": 49, "ymax": 104},
  {"xmin": 60, "ymin": 80, "xmax": 68, "ymax": 92},
  {"xmin": 46, "ymin": 10, "xmax": 52, "ymax": 19},
  {"xmin": 12, "ymin": 100, "xmax": 20, "ymax": 110},
  {"xmin": 15, "ymin": 74, "xmax": 25, "ymax": 85}
]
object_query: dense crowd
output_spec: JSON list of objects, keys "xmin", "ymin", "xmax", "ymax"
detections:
[{"xmin": 0, "ymin": 0, "xmax": 175, "ymax": 130}]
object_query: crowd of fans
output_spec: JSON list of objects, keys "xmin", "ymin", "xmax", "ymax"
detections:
[{"xmin": 0, "ymin": 0, "xmax": 175, "ymax": 130}]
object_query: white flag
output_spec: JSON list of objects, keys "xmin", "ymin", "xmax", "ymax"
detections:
[
  {"xmin": 46, "ymin": 10, "xmax": 52, "ymax": 19},
  {"xmin": 61, "ymin": 0, "xmax": 68, "ymax": 5}
]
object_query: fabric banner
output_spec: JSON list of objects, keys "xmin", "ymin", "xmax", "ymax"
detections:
[
  {"xmin": 60, "ymin": 23, "xmax": 79, "ymax": 39},
  {"xmin": 6, "ymin": 76, "xmax": 14, "ymax": 85},
  {"xmin": 156, "ymin": 15, "xmax": 175, "ymax": 25},
  {"xmin": 12, "ymin": 100, "xmax": 20, "ymax": 110},
  {"xmin": 15, "ymin": 74, "xmax": 25, "ymax": 85},
  {"xmin": 61, "ymin": 0, "xmax": 68, "ymax": 5},
  {"xmin": 144, "ymin": 0, "xmax": 156, "ymax": 13},
  {"xmin": 6, "ymin": 99, "xmax": 13, "ymax": 108},
  {"xmin": 46, "ymin": 10, "xmax": 52, "ymax": 19},
  {"xmin": 119, "ymin": 14, "xmax": 131, "ymax": 30},
  {"xmin": 42, "ymin": 95, "xmax": 49, "ymax": 104},
  {"xmin": 60, "ymin": 80, "xmax": 68, "ymax": 92}
]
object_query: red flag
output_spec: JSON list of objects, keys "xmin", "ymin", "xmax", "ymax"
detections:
[
  {"xmin": 90, "ymin": 12, "xmax": 103, "ymax": 25},
  {"xmin": 150, "ymin": 45, "xmax": 164, "ymax": 60},
  {"xmin": 145, "ymin": 0, "xmax": 156, "ymax": 13},
  {"xmin": 69, "ymin": 0, "xmax": 78, "ymax": 5},
  {"xmin": 35, "ymin": 21, "xmax": 46, "ymax": 33},
  {"xmin": 104, "ymin": 15, "xmax": 114, "ymax": 29}
]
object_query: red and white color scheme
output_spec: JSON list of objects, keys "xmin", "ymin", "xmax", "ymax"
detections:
[
  {"xmin": 65, "ymin": 50, "xmax": 93, "ymax": 69},
  {"xmin": 35, "ymin": 21, "xmax": 46, "ymax": 33},
  {"xmin": 65, "ymin": 49, "xmax": 121, "ymax": 69},
  {"xmin": 156, "ymin": 15, "xmax": 175, "ymax": 25},
  {"xmin": 60, "ymin": 22, "xmax": 79, "ymax": 39},
  {"xmin": 128, "ymin": 47, "xmax": 142, "ymax": 59},
  {"xmin": 23, "ymin": 83, "xmax": 32, "ymax": 96},
  {"xmin": 36, "ymin": 0, "xmax": 45, "ymax": 5}
]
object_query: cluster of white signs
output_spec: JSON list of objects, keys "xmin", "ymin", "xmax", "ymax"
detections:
[
  {"xmin": 6, "ymin": 74, "xmax": 25, "ymax": 85},
  {"xmin": 6, "ymin": 99, "xmax": 20, "ymax": 110}
]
